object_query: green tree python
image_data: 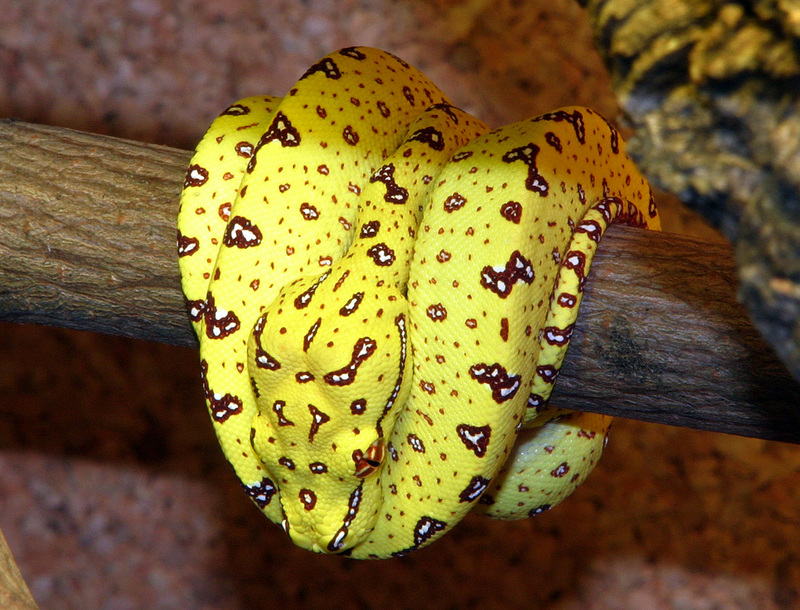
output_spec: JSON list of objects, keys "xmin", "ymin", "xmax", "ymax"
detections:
[{"xmin": 177, "ymin": 47, "xmax": 660, "ymax": 558}]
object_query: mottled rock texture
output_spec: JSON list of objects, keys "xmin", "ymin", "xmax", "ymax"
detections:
[{"xmin": 580, "ymin": 0, "xmax": 800, "ymax": 383}]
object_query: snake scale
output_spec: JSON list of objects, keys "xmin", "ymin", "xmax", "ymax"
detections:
[{"xmin": 177, "ymin": 47, "xmax": 659, "ymax": 558}]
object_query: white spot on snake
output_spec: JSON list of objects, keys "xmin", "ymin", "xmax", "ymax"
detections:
[
  {"xmin": 461, "ymin": 428, "xmax": 484, "ymax": 446},
  {"xmin": 257, "ymin": 354, "xmax": 276, "ymax": 368},
  {"xmin": 500, "ymin": 381, "xmax": 519, "ymax": 398},
  {"xmin": 408, "ymin": 433, "xmax": 425, "ymax": 453},
  {"xmin": 331, "ymin": 529, "xmax": 347, "ymax": 551}
]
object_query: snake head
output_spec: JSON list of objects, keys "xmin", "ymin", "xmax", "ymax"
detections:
[
  {"xmin": 250, "ymin": 408, "xmax": 388, "ymax": 554},
  {"xmin": 246, "ymin": 276, "xmax": 412, "ymax": 554},
  {"xmin": 248, "ymin": 396, "xmax": 396, "ymax": 553}
]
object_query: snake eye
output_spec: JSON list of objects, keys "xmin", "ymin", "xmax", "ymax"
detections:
[{"xmin": 353, "ymin": 438, "xmax": 386, "ymax": 478}]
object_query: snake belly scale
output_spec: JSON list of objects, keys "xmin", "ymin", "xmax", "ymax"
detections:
[{"xmin": 177, "ymin": 47, "xmax": 660, "ymax": 558}]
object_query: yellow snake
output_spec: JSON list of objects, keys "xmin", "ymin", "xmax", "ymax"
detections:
[{"xmin": 177, "ymin": 47, "xmax": 659, "ymax": 558}]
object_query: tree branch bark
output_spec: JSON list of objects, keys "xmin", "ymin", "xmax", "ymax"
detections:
[
  {"xmin": 1, "ymin": 118, "xmax": 799, "ymax": 443},
  {"xmin": 0, "ymin": 529, "xmax": 37, "ymax": 609}
]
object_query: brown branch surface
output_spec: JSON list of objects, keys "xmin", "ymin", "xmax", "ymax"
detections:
[
  {"xmin": 1, "ymin": 118, "xmax": 799, "ymax": 444},
  {"xmin": 0, "ymin": 529, "xmax": 37, "ymax": 609},
  {"xmin": 0, "ymin": 119, "xmax": 192, "ymax": 346}
]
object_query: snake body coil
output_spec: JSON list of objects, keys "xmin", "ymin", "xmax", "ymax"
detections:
[{"xmin": 178, "ymin": 47, "xmax": 659, "ymax": 558}]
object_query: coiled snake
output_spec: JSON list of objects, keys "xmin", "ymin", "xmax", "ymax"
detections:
[{"xmin": 177, "ymin": 47, "xmax": 659, "ymax": 558}]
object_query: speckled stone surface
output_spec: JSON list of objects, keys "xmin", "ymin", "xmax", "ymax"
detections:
[
  {"xmin": 1, "ymin": 1, "xmax": 798, "ymax": 608},
  {"xmin": 578, "ymin": 0, "xmax": 800, "ymax": 387}
]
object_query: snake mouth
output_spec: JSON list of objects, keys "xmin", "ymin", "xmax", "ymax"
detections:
[
  {"xmin": 325, "ymin": 482, "xmax": 365, "ymax": 553},
  {"xmin": 280, "ymin": 481, "xmax": 369, "ymax": 555}
]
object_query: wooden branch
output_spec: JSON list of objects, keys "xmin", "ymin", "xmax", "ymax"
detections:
[
  {"xmin": 1, "ymin": 118, "xmax": 799, "ymax": 444},
  {"xmin": 0, "ymin": 119, "xmax": 191, "ymax": 346},
  {"xmin": 0, "ymin": 529, "xmax": 37, "ymax": 609}
]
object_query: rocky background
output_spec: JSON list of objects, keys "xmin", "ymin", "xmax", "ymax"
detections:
[
  {"xmin": 580, "ymin": 0, "xmax": 800, "ymax": 385},
  {"xmin": 1, "ymin": 0, "xmax": 799, "ymax": 608}
]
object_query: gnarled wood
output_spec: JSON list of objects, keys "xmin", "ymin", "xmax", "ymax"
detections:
[{"xmin": 0, "ymin": 118, "xmax": 798, "ymax": 443}]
